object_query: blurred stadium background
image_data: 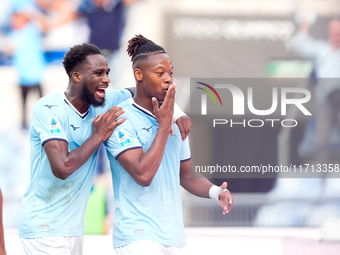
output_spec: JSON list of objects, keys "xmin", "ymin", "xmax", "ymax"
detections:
[{"xmin": 1, "ymin": 0, "xmax": 340, "ymax": 254}]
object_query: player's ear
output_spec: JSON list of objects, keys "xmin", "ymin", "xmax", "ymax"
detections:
[
  {"xmin": 72, "ymin": 72, "xmax": 81, "ymax": 83},
  {"xmin": 134, "ymin": 68, "xmax": 143, "ymax": 82}
]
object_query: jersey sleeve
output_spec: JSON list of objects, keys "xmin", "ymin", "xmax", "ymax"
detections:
[
  {"xmin": 31, "ymin": 98, "xmax": 68, "ymax": 146},
  {"xmin": 105, "ymin": 89, "xmax": 133, "ymax": 110},
  {"xmin": 180, "ymin": 137, "xmax": 191, "ymax": 162},
  {"xmin": 105, "ymin": 118, "xmax": 142, "ymax": 159}
]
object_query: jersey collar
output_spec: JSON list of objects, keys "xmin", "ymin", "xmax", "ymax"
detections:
[
  {"xmin": 129, "ymin": 98, "xmax": 156, "ymax": 119},
  {"xmin": 61, "ymin": 92, "xmax": 89, "ymax": 118}
]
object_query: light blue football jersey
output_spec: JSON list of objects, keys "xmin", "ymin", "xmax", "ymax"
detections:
[
  {"xmin": 105, "ymin": 98, "xmax": 191, "ymax": 248},
  {"xmin": 18, "ymin": 89, "xmax": 132, "ymax": 238}
]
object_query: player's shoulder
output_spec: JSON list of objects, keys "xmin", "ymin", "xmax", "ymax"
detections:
[
  {"xmin": 105, "ymin": 88, "xmax": 131, "ymax": 97},
  {"xmin": 36, "ymin": 92, "xmax": 62, "ymax": 106},
  {"xmin": 106, "ymin": 88, "xmax": 132, "ymax": 100},
  {"xmin": 117, "ymin": 97, "xmax": 133, "ymax": 107},
  {"xmin": 113, "ymin": 99, "xmax": 137, "ymax": 128},
  {"xmin": 33, "ymin": 93, "xmax": 65, "ymax": 113}
]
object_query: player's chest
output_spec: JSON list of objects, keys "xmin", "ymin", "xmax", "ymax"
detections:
[
  {"xmin": 65, "ymin": 116, "xmax": 93, "ymax": 150},
  {"xmin": 136, "ymin": 122, "xmax": 182, "ymax": 153}
]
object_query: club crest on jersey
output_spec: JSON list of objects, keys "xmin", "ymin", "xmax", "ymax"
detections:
[
  {"xmin": 48, "ymin": 117, "xmax": 60, "ymax": 134},
  {"xmin": 115, "ymin": 128, "xmax": 130, "ymax": 146}
]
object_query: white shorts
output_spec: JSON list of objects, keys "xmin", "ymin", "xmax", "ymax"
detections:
[
  {"xmin": 114, "ymin": 240, "xmax": 186, "ymax": 255},
  {"xmin": 20, "ymin": 236, "xmax": 84, "ymax": 255}
]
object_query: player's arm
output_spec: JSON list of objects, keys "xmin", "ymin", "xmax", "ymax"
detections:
[
  {"xmin": 180, "ymin": 160, "xmax": 233, "ymax": 215},
  {"xmin": 116, "ymin": 85, "xmax": 175, "ymax": 187},
  {"xmin": 0, "ymin": 189, "xmax": 6, "ymax": 255},
  {"xmin": 174, "ymin": 104, "xmax": 191, "ymax": 141},
  {"xmin": 44, "ymin": 106, "xmax": 125, "ymax": 180}
]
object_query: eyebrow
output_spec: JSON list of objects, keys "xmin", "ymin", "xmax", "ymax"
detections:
[
  {"xmin": 153, "ymin": 65, "xmax": 174, "ymax": 70},
  {"xmin": 93, "ymin": 68, "xmax": 109, "ymax": 73}
]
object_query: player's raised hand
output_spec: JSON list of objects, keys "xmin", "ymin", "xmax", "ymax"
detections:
[
  {"xmin": 218, "ymin": 182, "xmax": 233, "ymax": 215},
  {"xmin": 175, "ymin": 115, "xmax": 191, "ymax": 141},
  {"xmin": 93, "ymin": 106, "xmax": 126, "ymax": 142},
  {"xmin": 152, "ymin": 84, "xmax": 175, "ymax": 131}
]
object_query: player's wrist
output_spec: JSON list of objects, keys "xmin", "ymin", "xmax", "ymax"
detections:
[
  {"xmin": 173, "ymin": 103, "xmax": 186, "ymax": 123},
  {"xmin": 158, "ymin": 121, "xmax": 172, "ymax": 132},
  {"xmin": 90, "ymin": 132, "xmax": 106, "ymax": 144},
  {"xmin": 209, "ymin": 185, "xmax": 227, "ymax": 202}
]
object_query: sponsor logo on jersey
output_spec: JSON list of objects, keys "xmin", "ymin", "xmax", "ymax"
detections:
[
  {"xmin": 115, "ymin": 128, "xmax": 130, "ymax": 146},
  {"xmin": 70, "ymin": 124, "xmax": 80, "ymax": 131},
  {"xmin": 44, "ymin": 104, "xmax": 57, "ymax": 109},
  {"xmin": 49, "ymin": 117, "xmax": 60, "ymax": 134},
  {"xmin": 141, "ymin": 126, "xmax": 152, "ymax": 132}
]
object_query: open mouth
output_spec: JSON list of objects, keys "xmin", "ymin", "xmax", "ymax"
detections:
[{"xmin": 96, "ymin": 87, "xmax": 107, "ymax": 98}]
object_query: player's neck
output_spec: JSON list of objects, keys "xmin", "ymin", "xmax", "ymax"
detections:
[
  {"xmin": 133, "ymin": 96, "xmax": 154, "ymax": 115},
  {"xmin": 64, "ymin": 91, "xmax": 90, "ymax": 114}
]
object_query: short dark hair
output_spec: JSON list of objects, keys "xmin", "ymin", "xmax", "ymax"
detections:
[
  {"xmin": 126, "ymin": 34, "xmax": 166, "ymax": 64},
  {"xmin": 62, "ymin": 43, "xmax": 102, "ymax": 77}
]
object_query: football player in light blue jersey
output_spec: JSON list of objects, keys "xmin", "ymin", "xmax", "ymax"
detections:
[
  {"xmin": 105, "ymin": 35, "xmax": 234, "ymax": 255},
  {"xmin": 18, "ymin": 42, "xmax": 191, "ymax": 255},
  {"xmin": 18, "ymin": 43, "xmax": 129, "ymax": 255}
]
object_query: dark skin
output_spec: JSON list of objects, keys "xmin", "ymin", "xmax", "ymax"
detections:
[
  {"xmin": 118, "ymin": 53, "xmax": 176, "ymax": 186},
  {"xmin": 132, "ymin": 53, "xmax": 190, "ymax": 140},
  {"xmin": 45, "ymin": 53, "xmax": 189, "ymax": 180},
  {"xmin": 117, "ymin": 53, "xmax": 233, "ymax": 213},
  {"xmin": 0, "ymin": 189, "xmax": 6, "ymax": 255},
  {"xmin": 44, "ymin": 54, "xmax": 126, "ymax": 180},
  {"xmin": 176, "ymin": 113, "xmax": 191, "ymax": 141}
]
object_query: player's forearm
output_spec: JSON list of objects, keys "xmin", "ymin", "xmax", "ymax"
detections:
[
  {"xmin": 181, "ymin": 177, "xmax": 213, "ymax": 198},
  {"xmin": 50, "ymin": 135, "xmax": 103, "ymax": 180},
  {"xmin": 133, "ymin": 126, "xmax": 170, "ymax": 186},
  {"xmin": 180, "ymin": 160, "xmax": 214, "ymax": 198}
]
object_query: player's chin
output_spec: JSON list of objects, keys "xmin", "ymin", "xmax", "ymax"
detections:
[
  {"xmin": 159, "ymin": 91, "xmax": 168, "ymax": 100},
  {"xmin": 158, "ymin": 95, "xmax": 166, "ymax": 103},
  {"xmin": 92, "ymin": 97, "xmax": 105, "ymax": 107}
]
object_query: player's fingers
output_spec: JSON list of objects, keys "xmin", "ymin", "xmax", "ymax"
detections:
[
  {"xmin": 222, "ymin": 202, "xmax": 232, "ymax": 215},
  {"xmin": 107, "ymin": 106, "xmax": 124, "ymax": 118},
  {"xmin": 170, "ymin": 126, "xmax": 174, "ymax": 136},
  {"xmin": 229, "ymin": 193, "xmax": 234, "ymax": 204},
  {"xmin": 176, "ymin": 119, "xmax": 184, "ymax": 139},
  {"xmin": 163, "ymin": 84, "xmax": 176, "ymax": 108},
  {"xmin": 180, "ymin": 127, "xmax": 186, "ymax": 141},
  {"xmin": 169, "ymin": 84, "xmax": 176, "ymax": 105},
  {"xmin": 114, "ymin": 117, "xmax": 126, "ymax": 127},
  {"xmin": 221, "ymin": 189, "xmax": 233, "ymax": 204},
  {"xmin": 113, "ymin": 109, "xmax": 125, "ymax": 120},
  {"xmin": 220, "ymin": 182, "xmax": 228, "ymax": 190},
  {"xmin": 152, "ymin": 97, "xmax": 159, "ymax": 113},
  {"xmin": 182, "ymin": 117, "xmax": 191, "ymax": 140},
  {"xmin": 93, "ymin": 113, "xmax": 104, "ymax": 123}
]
